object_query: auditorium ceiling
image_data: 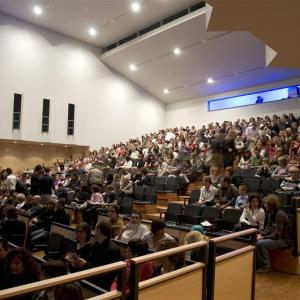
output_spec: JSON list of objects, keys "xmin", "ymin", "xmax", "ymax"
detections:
[{"xmin": 1, "ymin": 0, "xmax": 300, "ymax": 104}]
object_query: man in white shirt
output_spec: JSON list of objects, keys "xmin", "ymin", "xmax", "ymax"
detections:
[
  {"xmin": 5, "ymin": 168, "xmax": 17, "ymax": 192},
  {"xmin": 197, "ymin": 176, "xmax": 217, "ymax": 206}
]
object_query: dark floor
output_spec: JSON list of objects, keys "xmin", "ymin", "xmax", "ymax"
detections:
[{"xmin": 256, "ymin": 271, "xmax": 300, "ymax": 300}]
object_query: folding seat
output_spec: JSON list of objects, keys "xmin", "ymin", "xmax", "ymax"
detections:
[
  {"xmin": 189, "ymin": 189, "xmax": 200, "ymax": 204},
  {"xmin": 133, "ymin": 185, "xmax": 145, "ymax": 202},
  {"xmin": 144, "ymin": 186, "xmax": 157, "ymax": 203},
  {"xmin": 201, "ymin": 206, "xmax": 221, "ymax": 222},
  {"xmin": 164, "ymin": 203, "xmax": 183, "ymax": 223},
  {"xmin": 261, "ymin": 178, "xmax": 281, "ymax": 195},
  {"xmin": 214, "ymin": 208, "xmax": 243, "ymax": 231},
  {"xmin": 119, "ymin": 197, "xmax": 133, "ymax": 216},
  {"xmin": 145, "ymin": 175, "xmax": 156, "ymax": 186},
  {"xmin": 181, "ymin": 204, "xmax": 202, "ymax": 225},
  {"xmin": 243, "ymin": 178, "xmax": 261, "ymax": 193},
  {"xmin": 154, "ymin": 176, "xmax": 167, "ymax": 191},
  {"xmin": 165, "ymin": 176, "xmax": 179, "ymax": 193}
]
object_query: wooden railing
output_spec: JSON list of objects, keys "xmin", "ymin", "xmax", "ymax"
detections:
[
  {"xmin": 207, "ymin": 228, "xmax": 257, "ymax": 300},
  {"xmin": 129, "ymin": 241, "xmax": 208, "ymax": 300},
  {"xmin": 0, "ymin": 261, "xmax": 127, "ymax": 300}
]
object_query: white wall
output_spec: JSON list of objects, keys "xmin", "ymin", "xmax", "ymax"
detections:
[
  {"xmin": 0, "ymin": 14, "xmax": 165, "ymax": 149},
  {"xmin": 166, "ymin": 77, "xmax": 300, "ymax": 128}
]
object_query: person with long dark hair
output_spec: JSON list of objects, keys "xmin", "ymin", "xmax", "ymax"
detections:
[{"xmin": 1, "ymin": 248, "xmax": 40, "ymax": 298}]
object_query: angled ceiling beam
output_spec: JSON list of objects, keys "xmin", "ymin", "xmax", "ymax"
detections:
[{"xmin": 206, "ymin": 0, "xmax": 300, "ymax": 68}]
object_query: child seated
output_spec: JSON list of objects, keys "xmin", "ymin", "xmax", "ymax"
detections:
[{"xmin": 234, "ymin": 184, "xmax": 249, "ymax": 209}]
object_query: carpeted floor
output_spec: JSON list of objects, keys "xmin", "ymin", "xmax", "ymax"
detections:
[{"xmin": 256, "ymin": 271, "xmax": 300, "ymax": 300}]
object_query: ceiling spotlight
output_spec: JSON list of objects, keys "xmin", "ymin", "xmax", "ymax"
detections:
[
  {"xmin": 207, "ymin": 78, "xmax": 214, "ymax": 84},
  {"xmin": 173, "ymin": 48, "xmax": 181, "ymax": 55},
  {"xmin": 33, "ymin": 6, "xmax": 43, "ymax": 15},
  {"xmin": 163, "ymin": 89, "xmax": 170, "ymax": 94},
  {"xmin": 88, "ymin": 27, "xmax": 97, "ymax": 36},
  {"xmin": 129, "ymin": 64, "xmax": 137, "ymax": 71},
  {"xmin": 131, "ymin": 2, "xmax": 141, "ymax": 12}
]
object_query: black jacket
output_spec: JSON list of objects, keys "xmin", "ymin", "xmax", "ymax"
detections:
[
  {"xmin": 38, "ymin": 174, "xmax": 54, "ymax": 194},
  {"xmin": 85, "ymin": 238, "xmax": 121, "ymax": 291}
]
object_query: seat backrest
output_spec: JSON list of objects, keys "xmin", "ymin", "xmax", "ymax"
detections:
[
  {"xmin": 133, "ymin": 185, "xmax": 145, "ymax": 201},
  {"xmin": 181, "ymin": 205, "xmax": 201, "ymax": 224},
  {"xmin": 48, "ymin": 232, "xmax": 64, "ymax": 252},
  {"xmin": 165, "ymin": 203, "xmax": 183, "ymax": 223},
  {"xmin": 243, "ymin": 178, "xmax": 261, "ymax": 193},
  {"xmin": 223, "ymin": 209, "xmax": 243, "ymax": 223},
  {"xmin": 120, "ymin": 198, "xmax": 133, "ymax": 215},
  {"xmin": 201, "ymin": 206, "xmax": 221, "ymax": 221},
  {"xmin": 144, "ymin": 186, "xmax": 157, "ymax": 203},
  {"xmin": 165, "ymin": 176, "xmax": 179, "ymax": 192},
  {"xmin": 146, "ymin": 175, "xmax": 156, "ymax": 186},
  {"xmin": 154, "ymin": 176, "xmax": 167, "ymax": 191},
  {"xmin": 261, "ymin": 178, "xmax": 281, "ymax": 195},
  {"xmin": 190, "ymin": 189, "xmax": 201, "ymax": 204}
]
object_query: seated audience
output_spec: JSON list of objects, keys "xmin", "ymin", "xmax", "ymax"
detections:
[
  {"xmin": 30, "ymin": 199, "xmax": 69, "ymax": 247},
  {"xmin": 116, "ymin": 212, "xmax": 149, "ymax": 243},
  {"xmin": 154, "ymin": 239, "xmax": 184, "ymax": 275},
  {"xmin": 54, "ymin": 283, "xmax": 84, "ymax": 300},
  {"xmin": 108, "ymin": 204, "xmax": 124, "ymax": 238},
  {"xmin": 197, "ymin": 176, "xmax": 217, "ymax": 206},
  {"xmin": 66, "ymin": 222, "xmax": 92, "ymax": 272},
  {"xmin": 111, "ymin": 238, "xmax": 152, "ymax": 293},
  {"xmin": 255, "ymin": 158, "xmax": 272, "ymax": 178},
  {"xmin": 0, "ymin": 248, "xmax": 41, "ymax": 297},
  {"xmin": 251, "ymin": 148, "xmax": 262, "ymax": 166},
  {"xmin": 0, "ymin": 238, "xmax": 8, "ymax": 275},
  {"xmin": 70, "ymin": 219, "xmax": 121, "ymax": 291},
  {"xmin": 272, "ymin": 156, "xmax": 290, "ymax": 178},
  {"xmin": 280, "ymin": 166, "xmax": 300, "ymax": 192},
  {"xmin": 239, "ymin": 194, "xmax": 265, "ymax": 231},
  {"xmin": 142, "ymin": 220, "xmax": 174, "ymax": 251},
  {"xmin": 234, "ymin": 184, "xmax": 249, "ymax": 209},
  {"xmin": 26, "ymin": 195, "xmax": 44, "ymax": 218},
  {"xmin": 82, "ymin": 184, "xmax": 104, "ymax": 227},
  {"xmin": 215, "ymin": 177, "xmax": 239, "ymax": 211},
  {"xmin": 256, "ymin": 194, "xmax": 291, "ymax": 273},
  {"xmin": 238, "ymin": 150, "xmax": 252, "ymax": 169},
  {"xmin": 15, "ymin": 193, "xmax": 26, "ymax": 210},
  {"xmin": 183, "ymin": 225, "xmax": 208, "ymax": 261},
  {"xmin": 103, "ymin": 185, "xmax": 118, "ymax": 204},
  {"xmin": 0, "ymin": 207, "xmax": 25, "ymax": 244}
]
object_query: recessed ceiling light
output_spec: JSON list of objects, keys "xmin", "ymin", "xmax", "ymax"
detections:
[
  {"xmin": 33, "ymin": 6, "xmax": 43, "ymax": 15},
  {"xmin": 207, "ymin": 78, "xmax": 214, "ymax": 84},
  {"xmin": 88, "ymin": 27, "xmax": 97, "ymax": 36},
  {"xmin": 173, "ymin": 48, "xmax": 181, "ymax": 55},
  {"xmin": 131, "ymin": 2, "xmax": 141, "ymax": 12},
  {"xmin": 163, "ymin": 89, "xmax": 170, "ymax": 94},
  {"xmin": 129, "ymin": 64, "xmax": 137, "ymax": 71}
]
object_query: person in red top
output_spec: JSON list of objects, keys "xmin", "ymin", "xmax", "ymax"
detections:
[{"xmin": 111, "ymin": 238, "xmax": 153, "ymax": 294}]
